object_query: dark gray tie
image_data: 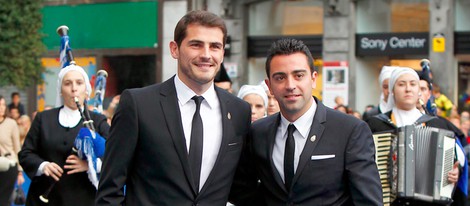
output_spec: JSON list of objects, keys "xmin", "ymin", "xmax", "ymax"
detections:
[
  {"xmin": 189, "ymin": 95, "xmax": 204, "ymax": 192},
  {"xmin": 284, "ymin": 124, "xmax": 296, "ymax": 191}
]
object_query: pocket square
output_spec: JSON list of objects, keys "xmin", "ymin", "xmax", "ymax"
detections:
[
  {"xmin": 227, "ymin": 142, "xmax": 241, "ymax": 151},
  {"xmin": 311, "ymin": 154, "xmax": 335, "ymax": 160}
]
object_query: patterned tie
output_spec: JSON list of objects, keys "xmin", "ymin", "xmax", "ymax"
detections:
[
  {"xmin": 189, "ymin": 95, "xmax": 204, "ymax": 192},
  {"xmin": 284, "ymin": 124, "xmax": 296, "ymax": 191}
]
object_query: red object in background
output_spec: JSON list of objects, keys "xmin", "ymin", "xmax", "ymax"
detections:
[
  {"xmin": 102, "ymin": 57, "xmax": 117, "ymax": 98},
  {"xmin": 90, "ymin": 75, "xmax": 96, "ymax": 90}
]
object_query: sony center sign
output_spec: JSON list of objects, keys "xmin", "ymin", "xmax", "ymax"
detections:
[{"xmin": 356, "ymin": 33, "xmax": 429, "ymax": 56}]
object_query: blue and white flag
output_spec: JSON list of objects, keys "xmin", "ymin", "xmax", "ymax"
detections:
[
  {"xmin": 456, "ymin": 138, "xmax": 468, "ymax": 196},
  {"xmin": 74, "ymin": 127, "xmax": 106, "ymax": 189},
  {"xmin": 59, "ymin": 34, "xmax": 72, "ymax": 68},
  {"xmin": 92, "ymin": 74, "xmax": 107, "ymax": 114}
]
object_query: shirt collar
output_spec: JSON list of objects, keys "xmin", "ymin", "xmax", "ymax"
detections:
[
  {"xmin": 392, "ymin": 107, "xmax": 423, "ymax": 127},
  {"xmin": 59, "ymin": 104, "xmax": 82, "ymax": 128},
  {"xmin": 280, "ymin": 98, "xmax": 317, "ymax": 139},
  {"xmin": 174, "ymin": 74, "xmax": 218, "ymax": 109}
]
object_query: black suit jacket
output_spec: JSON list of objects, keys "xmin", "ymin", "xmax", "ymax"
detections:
[
  {"xmin": 230, "ymin": 98, "xmax": 383, "ymax": 206},
  {"xmin": 96, "ymin": 76, "xmax": 251, "ymax": 206}
]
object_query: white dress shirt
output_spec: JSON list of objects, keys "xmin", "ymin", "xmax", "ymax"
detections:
[
  {"xmin": 174, "ymin": 75, "xmax": 223, "ymax": 191},
  {"xmin": 272, "ymin": 98, "xmax": 317, "ymax": 183}
]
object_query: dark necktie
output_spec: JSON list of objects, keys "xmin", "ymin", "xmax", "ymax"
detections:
[
  {"xmin": 284, "ymin": 124, "xmax": 296, "ymax": 191},
  {"xmin": 189, "ymin": 95, "xmax": 204, "ymax": 192}
]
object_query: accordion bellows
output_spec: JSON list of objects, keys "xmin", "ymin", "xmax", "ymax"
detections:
[{"xmin": 373, "ymin": 125, "xmax": 456, "ymax": 205}]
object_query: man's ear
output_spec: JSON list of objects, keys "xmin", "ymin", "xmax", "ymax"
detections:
[
  {"xmin": 265, "ymin": 78, "xmax": 274, "ymax": 95},
  {"xmin": 169, "ymin": 41, "xmax": 179, "ymax": 59},
  {"xmin": 311, "ymin": 71, "xmax": 318, "ymax": 89}
]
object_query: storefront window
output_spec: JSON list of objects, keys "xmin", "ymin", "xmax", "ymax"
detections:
[
  {"xmin": 248, "ymin": 1, "xmax": 323, "ymax": 36},
  {"xmin": 246, "ymin": 1, "xmax": 324, "ymax": 95},
  {"xmin": 391, "ymin": 0, "xmax": 429, "ymax": 32},
  {"xmin": 357, "ymin": 0, "xmax": 428, "ymax": 33}
]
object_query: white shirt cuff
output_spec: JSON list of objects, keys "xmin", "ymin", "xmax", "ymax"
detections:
[
  {"xmin": 36, "ymin": 161, "xmax": 50, "ymax": 176},
  {"xmin": 456, "ymin": 145, "xmax": 465, "ymax": 167}
]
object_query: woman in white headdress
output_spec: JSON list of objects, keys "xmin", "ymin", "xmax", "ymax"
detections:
[
  {"xmin": 19, "ymin": 65, "xmax": 110, "ymax": 206},
  {"xmin": 260, "ymin": 81, "xmax": 280, "ymax": 116},
  {"xmin": 366, "ymin": 66, "xmax": 461, "ymax": 205},
  {"xmin": 363, "ymin": 66, "xmax": 398, "ymax": 121},
  {"xmin": 238, "ymin": 85, "xmax": 268, "ymax": 122},
  {"xmin": 373, "ymin": 67, "xmax": 423, "ymax": 129}
]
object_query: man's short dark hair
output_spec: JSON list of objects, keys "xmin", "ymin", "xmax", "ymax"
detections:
[
  {"xmin": 11, "ymin": 92, "xmax": 20, "ymax": 98},
  {"xmin": 265, "ymin": 38, "xmax": 315, "ymax": 78},
  {"xmin": 174, "ymin": 10, "xmax": 227, "ymax": 47}
]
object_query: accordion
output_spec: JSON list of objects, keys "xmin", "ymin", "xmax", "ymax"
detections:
[{"xmin": 373, "ymin": 125, "xmax": 456, "ymax": 205}]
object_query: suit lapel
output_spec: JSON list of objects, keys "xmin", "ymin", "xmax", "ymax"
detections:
[
  {"xmin": 159, "ymin": 77, "xmax": 198, "ymax": 195},
  {"xmin": 267, "ymin": 114, "xmax": 287, "ymax": 192},
  {"xmin": 292, "ymin": 98, "xmax": 326, "ymax": 185},
  {"xmin": 199, "ymin": 87, "xmax": 235, "ymax": 195}
]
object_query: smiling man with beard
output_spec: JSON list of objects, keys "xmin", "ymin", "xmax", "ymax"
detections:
[{"xmin": 96, "ymin": 10, "xmax": 251, "ymax": 206}]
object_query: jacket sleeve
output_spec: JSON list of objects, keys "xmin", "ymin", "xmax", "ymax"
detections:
[
  {"xmin": 93, "ymin": 113, "xmax": 110, "ymax": 139},
  {"xmin": 229, "ymin": 124, "xmax": 266, "ymax": 206},
  {"xmin": 96, "ymin": 90, "xmax": 139, "ymax": 206},
  {"xmin": 346, "ymin": 121, "xmax": 383, "ymax": 205}
]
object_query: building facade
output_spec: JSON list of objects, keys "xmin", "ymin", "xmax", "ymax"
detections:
[
  {"xmin": 39, "ymin": 0, "xmax": 160, "ymax": 110},
  {"xmin": 36, "ymin": 0, "xmax": 470, "ymax": 113},
  {"xmin": 232, "ymin": 0, "xmax": 470, "ymax": 113}
]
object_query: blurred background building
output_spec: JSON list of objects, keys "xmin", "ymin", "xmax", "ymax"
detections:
[{"xmin": 3, "ymin": 0, "xmax": 469, "ymax": 116}]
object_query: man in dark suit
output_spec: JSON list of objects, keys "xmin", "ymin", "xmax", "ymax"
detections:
[
  {"xmin": 230, "ymin": 39, "xmax": 382, "ymax": 205},
  {"xmin": 96, "ymin": 10, "xmax": 251, "ymax": 206}
]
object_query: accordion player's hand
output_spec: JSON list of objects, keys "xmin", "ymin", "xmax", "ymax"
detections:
[{"xmin": 447, "ymin": 161, "xmax": 460, "ymax": 184}]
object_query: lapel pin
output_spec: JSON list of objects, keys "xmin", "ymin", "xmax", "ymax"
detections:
[
  {"xmin": 227, "ymin": 112, "xmax": 231, "ymax": 120},
  {"xmin": 310, "ymin": 135, "xmax": 316, "ymax": 142}
]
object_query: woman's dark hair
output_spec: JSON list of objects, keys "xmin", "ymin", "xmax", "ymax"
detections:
[{"xmin": 0, "ymin": 95, "xmax": 7, "ymax": 118}]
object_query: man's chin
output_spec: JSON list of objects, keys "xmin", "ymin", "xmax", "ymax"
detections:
[
  {"xmin": 281, "ymin": 105, "xmax": 301, "ymax": 114},
  {"xmin": 192, "ymin": 73, "xmax": 216, "ymax": 84}
]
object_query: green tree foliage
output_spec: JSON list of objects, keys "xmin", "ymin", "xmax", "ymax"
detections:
[{"xmin": 0, "ymin": 1, "xmax": 46, "ymax": 89}]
